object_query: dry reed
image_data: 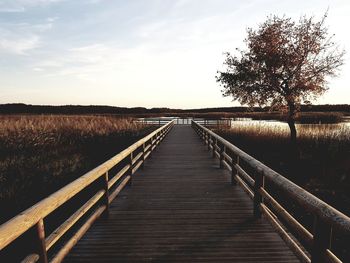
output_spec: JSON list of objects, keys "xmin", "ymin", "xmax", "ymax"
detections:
[{"xmin": 0, "ymin": 115, "xmax": 154, "ymax": 223}]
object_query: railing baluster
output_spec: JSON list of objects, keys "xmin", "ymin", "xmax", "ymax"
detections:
[
  {"xmin": 253, "ymin": 169, "xmax": 263, "ymax": 219},
  {"xmin": 212, "ymin": 138, "xmax": 217, "ymax": 158},
  {"xmin": 149, "ymin": 136, "xmax": 154, "ymax": 158},
  {"xmin": 231, "ymin": 154, "xmax": 239, "ymax": 186},
  {"xmin": 128, "ymin": 152, "xmax": 133, "ymax": 186},
  {"xmin": 191, "ymin": 121, "xmax": 350, "ymax": 263},
  {"xmin": 103, "ymin": 171, "xmax": 109, "ymax": 217},
  {"xmin": 35, "ymin": 219, "xmax": 48, "ymax": 263},
  {"xmin": 208, "ymin": 134, "xmax": 211, "ymax": 150},
  {"xmin": 141, "ymin": 143, "xmax": 145, "ymax": 168},
  {"xmin": 0, "ymin": 121, "xmax": 175, "ymax": 262},
  {"xmin": 219, "ymin": 143, "xmax": 225, "ymax": 169},
  {"xmin": 311, "ymin": 216, "xmax": 332, "ymax": 263}
]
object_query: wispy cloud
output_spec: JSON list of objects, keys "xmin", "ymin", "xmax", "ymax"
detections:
[
  {"xmin": 0, "ymin": 0, "xmax": 349, "ymax": 107},
  {"xmin": 0, "ymin": 35, "xmax": 40, "ymax": 54},
  {"xmin": 0, "ymin": 0, "xmax": 65, "ymax": 12},
  {"xmin": 0, "ymin": 20, "xmax": 54, "ymax": 54}
]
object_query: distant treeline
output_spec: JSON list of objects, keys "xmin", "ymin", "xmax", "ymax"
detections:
[
  {"xmin": 0, "ymin": 103, "xmax": 350, "ymax": 115},
  {"xmin": 0, "ymin": 104, "xmax": 179, "ymax": 115}
]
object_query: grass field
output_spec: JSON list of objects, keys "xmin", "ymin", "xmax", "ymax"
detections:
[
  {"xmin": 215, "ymin": 122, "xmax": 350, "ymax": 215},
  {"xmin": 0, "ymin": 115, "xmax": 155, "ymax": 223}
]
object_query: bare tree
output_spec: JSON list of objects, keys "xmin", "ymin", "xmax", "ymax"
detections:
[{"xmin": 216, "ymin": 13, "xmax": 345, "ymax": 142}]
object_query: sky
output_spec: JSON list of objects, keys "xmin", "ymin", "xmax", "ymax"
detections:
[{"xmin": 0, "ymin": 0, "xmax": 349, "ymax": 109}]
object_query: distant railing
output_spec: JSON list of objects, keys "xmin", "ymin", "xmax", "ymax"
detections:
[
  {"xmin": 0, "ymin": 120, "xmax": 175, "ymax": 263},
  {"xmin": 192, "ymin": 120, "xmax": 350, "ymax": 263},
  {"xmin": 137, "ymin": 118, "xmax": 232, "ymax": 126}
]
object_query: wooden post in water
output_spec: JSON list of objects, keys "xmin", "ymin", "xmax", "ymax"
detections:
[
  {"xmin": 253, "ymin": 169, "xmax": 263, "ymax": 218},
  {"xmin": 311, "ymin": 216, "xmax": 332, "ymax": 263},
  {"xmin": 35, "ymin": 219, "xmax": 48, "ymax": 263}
]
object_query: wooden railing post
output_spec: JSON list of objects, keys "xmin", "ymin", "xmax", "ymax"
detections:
[
  {"xmin": 159, "ymin": 130, "xmax": 163, "ymax": 142},
  {"xmin": 207, "ymin": 134, "xmax": 211, "ymax": 150},
  {"xmin": 141, "ymin": 143, "xmax": 145, "ymax": 168},
  {"xmin": 127, "ymin": 152, "xmax": 133, "ymax": 186},
  {"xmin": 149, "ymin": 137, "xmax": 154, "ymax": 158},
  {"xmin": 35, "ymin": 219, "xmax": 48, "ymax": 263},
  {"xmin": 103, "ymin": 171, "xmax": 109, "ymax": 217},
  {"xmin": 253, "ymin": 169, "xmax": 263, "ymax": 218},
  {"xmin": 231, "ymin": 154, "xmax": 239, "ymax": 185},
  {"xmin": 311, "ymin": 216, "xmax": 332, "ymax": 263},
  {"xmin": 212, "ymin": 138, "xmax": 217, "ymax": 158},
  {"xmin": 219, "ymin": 144, "xmax": 225, "ymax": 169}
]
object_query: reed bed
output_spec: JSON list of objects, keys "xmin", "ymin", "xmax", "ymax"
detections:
[
  {"xmin": 0, "ymin": 115, "xmax": 146, "ymax": 149},
  {"xmin": 215, "ymin": 121, "xmax": 350, "ymax": 215},
  {"xmin": 0, "ymin": 115, "xmax": 155, "ymax": 223},
  {"xmin": 221, "ymin": 121, "xmax": 350, "ymax": 142}
]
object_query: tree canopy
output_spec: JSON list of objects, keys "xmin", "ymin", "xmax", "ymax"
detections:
[{"xmin": 216, "ymin": 13, "xmax": 345, "ymax": 141}]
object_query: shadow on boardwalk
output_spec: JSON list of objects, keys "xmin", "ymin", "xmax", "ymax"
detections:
[{"xmin": 65, "ymin": 125, "xmax": 299, "ymax": 263}]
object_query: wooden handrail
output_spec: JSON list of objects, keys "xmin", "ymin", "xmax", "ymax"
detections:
[
  {"xmin": 0, "ymin": 120, "xmax": 174, "ymax": 262},
  {"xmin": 192, "ymin": 120, "xmax": 350, "ymax": 263}
]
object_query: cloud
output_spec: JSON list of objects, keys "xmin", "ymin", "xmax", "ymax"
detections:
[
  {"xmin": 38, "ymin": 43, "xmax": 120, "ymax": 76},
  {"xmin": 0, "ymin": 0, "xmax": 65, "ymax": 12},
  {"xmin": 0, "ymin": 36, "xmax": 40, "ymax": 54},
  {"xmin": 0, "ymin": 20, "xmax": 54, "ymax": 55}
]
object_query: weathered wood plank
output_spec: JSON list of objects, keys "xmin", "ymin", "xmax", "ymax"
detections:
[{"xmin": 64, "ymin": 126, "xmax": 299, "ymax": 263}]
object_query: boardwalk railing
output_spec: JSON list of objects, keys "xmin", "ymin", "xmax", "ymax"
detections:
[
  {"xmin": 192, "ymin": 120, "xmax": 350, "ymax": 263},
  {"xmin": 138, "ymin": 117, "xmax": 231, "ymax": 126},
  {"xmin": 0, "ymin": 120, "xmax": 174, "ymax": 263}
]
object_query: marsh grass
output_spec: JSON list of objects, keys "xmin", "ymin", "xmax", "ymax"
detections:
[
  {"xmin": 0, "ymin": 115, "xmax": 155, "ymax": 223},
  {"xmin": 215, "ymin": 121, "xmax": 350, "ymax": 214}
]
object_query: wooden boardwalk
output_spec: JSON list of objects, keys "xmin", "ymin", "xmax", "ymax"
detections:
[{"xmin": 64, "ymin": 125, "xmax": 299, "ymax": 262}]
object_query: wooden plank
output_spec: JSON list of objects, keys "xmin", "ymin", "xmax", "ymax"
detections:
[
  {"xmin": 0, "ymin": 121, "xmax": 175, "ymax": 250},
  {"xmin": 192, "ymin": 121, "xmax": 350, "ymax": 233},
  {"xmin": 65, "ymin": 126, "xmax": 299, "ymax": 263}
]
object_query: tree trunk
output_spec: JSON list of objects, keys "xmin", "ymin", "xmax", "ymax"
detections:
[
  {"xmin": 287, "ymin": 102, "xmax": 300, "ymax": 182},
  {"xmin": 287, "ymin": 103, "xmax": 297, "ymax": 143},
  {"xmin": 287, "ymin": 118, "xmax": 297, "ymax": 142}
]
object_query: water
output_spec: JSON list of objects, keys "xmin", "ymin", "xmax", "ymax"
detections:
[
  {"xmin": 227, "ymin": 118, "xmax": 350, "ymax": 142},
  {"xmin": 137, "ymin": 117, "xmax": 350, "ymax": 139}
]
